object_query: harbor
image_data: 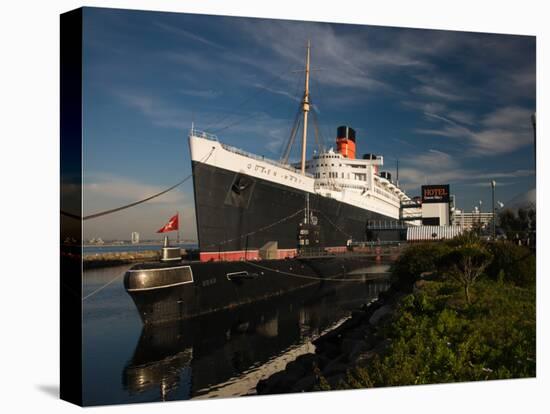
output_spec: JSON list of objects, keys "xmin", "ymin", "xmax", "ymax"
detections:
[
  {"xmin": 60, "ymin": 7, "xmax": 537, "ymax": 408},
  {"xmin": 82, "ymin": 262, "xmax": 391, "ymax": 404}
]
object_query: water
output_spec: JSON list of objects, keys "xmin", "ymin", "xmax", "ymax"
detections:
[
  {"xmin": 83, "ymin": 243, "xmax": 197, "ymax": 255},
  {"xmin": 82, "ymin": 263, "xmax": 390, "ymax": 406}
]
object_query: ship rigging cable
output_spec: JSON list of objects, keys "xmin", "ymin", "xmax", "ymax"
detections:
[
  {"xmin": 280, "ymin": 108, "xmax": 303, "ymax": 164},
  {"xmin": 202, "ymin": 208, "xmax": 306, "ymax": 249},
  {"xmin": 82, "ymin": 271, "xmax": 125, "ymax": 301},
  {"xmin": 203, "ymin": 64, "xmax": 296, "ymax": 132},
  {"xmin": 243, "ymin": 260, "xmax": 389, "ymax": 283},
  {"xmin": 61, "ymin": 148, "xmax": 215, "ymax": 221},
  {"xmin": 201, "ymin": 205, "xmax": 353, "ymax": 250}
]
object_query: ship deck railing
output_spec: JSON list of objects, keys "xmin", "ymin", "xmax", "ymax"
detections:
[{"xmin": 190, "ymin": 128, "xmax": 314, "ymax": 178}]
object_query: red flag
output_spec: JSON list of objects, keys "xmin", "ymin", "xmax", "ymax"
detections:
[{"xmin": 156, "ymin": 213, "xmax": 179, "ymax": 233}]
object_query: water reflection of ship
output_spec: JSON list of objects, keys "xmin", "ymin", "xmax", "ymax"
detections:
[{"xmin": 123, "ymin": 278, "xmax": 389, "ymax": 401}]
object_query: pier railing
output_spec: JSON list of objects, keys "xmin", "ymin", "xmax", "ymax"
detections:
[{"xmin": 297, "ymin": 243, "xmax": 406, "ymax": 259}]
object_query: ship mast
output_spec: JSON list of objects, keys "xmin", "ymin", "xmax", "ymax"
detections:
[{"xmin": 300, "ymin": 40, "xmax": 311, "ymax": 174}]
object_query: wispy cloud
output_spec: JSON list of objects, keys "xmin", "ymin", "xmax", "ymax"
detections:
[
  {"xmin": 82, "ymin": 172, "xmax": 197, "ymax": 240},
  {"xmin": 83, "ymin": 172, "xmax": 186, "ymax": 207},
  {"xmin": 179, "ymin": 89, "xmax": 222, "ymax": 99},
  {"xmin": 413, "ymin": 84, "xmax": 465, "ymax": 101},
  {"xmin": 114, "ymin": 90, "xmax": 193, "ymax": 129},
  {"xmin": 397, "ymin": 149, "xmax": 534, "ymax": 192},
  {"xmin": 154, "ymin": 21, "xmax": 224, "ymax": 49},
  {"xmin": 414, "ymin": 105, "xmax": 534, "ymax": 156},
  {"xmin": 254, "ymin": 83, "xmax": 301, "ymax": 103}
]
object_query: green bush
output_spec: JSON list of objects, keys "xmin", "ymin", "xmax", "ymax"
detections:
[
  {"xmin": 323, "ymin": 234, "xmax": 536, "ymax": 391},
  {"xmin": 486, "ymin": 242, "xmax": 536, "ymax": 287},
  {"xmin": 337, "ymin": 278, "xmax": 535, "ymax": 389},
  {"xmin": 438, "ymin": 233, "xmax": 492, "ymax": 304},
  {"xmin": 390, "ymin": 242, "xmax": 449, "ymax": 285}
]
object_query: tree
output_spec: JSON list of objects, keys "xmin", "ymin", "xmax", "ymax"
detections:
[
  {"xmin": 439, "ymin": 233, "xmax": 492, "ymax": 304},
  {"xmin": 498, "ymin": 208, "xmax": 536, "ymax": 241}
]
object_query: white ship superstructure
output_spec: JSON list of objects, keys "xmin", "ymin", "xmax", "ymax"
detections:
[{"xmin": 189, "ymin": 131, "xmax": 411, "ymax": 220}]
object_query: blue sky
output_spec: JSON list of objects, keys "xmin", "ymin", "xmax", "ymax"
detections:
[{"xmin": 82, "ymin": 7, "xmax": 536, "ymax": 241}]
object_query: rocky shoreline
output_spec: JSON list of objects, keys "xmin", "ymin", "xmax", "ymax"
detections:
[
  {"xmin": 83, "ymin": 248, "xmax": 200, "ymax": 269},
  {"xmin": 256, "ymin": 277, "xmax": 413, "ymax": 394},
  {"xmin": 83, "ymin": 250, "xmax": 161, "ymax": 269}
]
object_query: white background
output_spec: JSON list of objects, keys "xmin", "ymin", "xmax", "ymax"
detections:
[{"xmin": 0, "ymin": 0, "xmax": 547, "ymax": 412}]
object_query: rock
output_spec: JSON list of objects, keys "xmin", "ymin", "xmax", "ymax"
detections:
[
  {"xmin": 294, "ymin": 353, "xmax": 318, "ymax": 368},
  {"xmin": 325, "ymin": 373, "xmax": 346, "ymax": 388},
  {"xmin": 349, "ymin": 341, "xmax": 369, "ymax": 362},
  {"xmin": 323, "ymin": 360, "xmax": 348, "ymax": 377},
  {"xmin": 316, "ymin": 354, "xmax": 332, "ymax": 370},
  {"xmin": 290, "ymin": 375, "xmax": 316, "ymax": 393},
  {"xmin": 315, "ymin": 339, "xmax": 342, "ymax": 359},
  {"xmin": 256, "ymin": 370, "xmax": 289, "ymax": 394},
  {"xmin": 369, "ymin": 304, "xmax": 393, "ymax": 326},
  {"xmin": 346, "ymin": 326, "xmax": 370, "ymax": 340},
  {"xmin": 341, "ymin": 338, "xmax": 363, "ymax": 355},
  {"xmin": 413, "ymin": 279, "xmax": 428, "ymax": 293},
  {"xmin": 284, "ymin": 359, "xmax": 307, "ymax": 379},
  {"xmin": 351, "ymin": 309, "xmax": 367, "ymax": 322},
  {"xmin": 285, "ymin": 354, "xmax": 318, "ymax": 379}
]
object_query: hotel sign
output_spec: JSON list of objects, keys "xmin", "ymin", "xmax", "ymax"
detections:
[{"xmin": 421, "ymin": 185, "xmax": 450, "ymax": 203}]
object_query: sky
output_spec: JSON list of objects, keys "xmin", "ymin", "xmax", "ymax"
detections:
[{"xmin": 82, "ymin": 7, "xmax": 536, "ymax": 241}]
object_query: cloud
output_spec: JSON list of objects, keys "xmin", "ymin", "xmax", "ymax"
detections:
[
  {"xmin": 114, "ymin": 90, "xmax": 193, "ymax": 130},
  {"xmin": 234, "ymin": 20, "xmax": 418, "ymax": 92},
  {"xmin": 153, "ymin": 21, "xmax": 224, "ymax": 49},
  {"xmin": 466, "ymin": 181, "xmax": 516, "ymax": 188},
  {"xmin": 397, "ymin": 149, "xmax": 535, "ymax": 192},
  {"xmin": 413, "ymin": 84, "xmax": 465, "ymax": 101},
  {"xmin": 447, "ymin": 110, "xmax": 476, "ymax": 125},
  {"xmin": 179, "ymin": 89, "xmax": 222, "ymax": 99},
  {"xmin": 83, "ymin": 173, "xmax": 186, "ymax": 207},
  {"xmin": 253, "ymin": 83, "xmax": 301, "ymax": 103},
  {"xmin": 414, "ymin": 105, "xmax": 534, "ymax": 156},
  {"xmin": 82, "ymin": 173, "xmax": 196, "ymax": 241}
]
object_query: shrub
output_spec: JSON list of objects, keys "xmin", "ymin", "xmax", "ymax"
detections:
[
  {"xmin": 486, "ymin": 242, "xmax": 535, "ymax": 287},
  {"xmin": 438, "ymin": 233, "xmax": 492, "ymax": 304},
  {"xmin": 337, "ymin": 278, "xmax": 535, "ymax": 389},
  {"xmin": 391, "ymin": 242, "xmax": 449, "ymax": 286}
]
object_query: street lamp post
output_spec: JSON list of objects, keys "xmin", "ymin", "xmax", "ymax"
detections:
[
  {"xmin": 491, "ymin": 180, "xmax": 496, "ymax": 240},
  {"xmin": 531, "ymin": 113, "xmax": 536, "ymax": 169},
  {"xmin": 476, "ymin": 201, "xmax": 482, "ymax": 236}
]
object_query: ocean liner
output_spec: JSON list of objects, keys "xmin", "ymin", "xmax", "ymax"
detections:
[
  {"xmin": 124, "ymin": 42, "xmax": 414, "ymax": 324},
  {"xmin": 190, "ymin": 41, "xmax": 413, "ymax": 262}
]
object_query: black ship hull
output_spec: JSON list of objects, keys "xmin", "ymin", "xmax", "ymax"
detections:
[
  {"xmin": 124, "ymin": 255, "xmax": 386, "ymax": 324},
  {"xmin": 192, "ymin": 161, "xmax": 405, "ymax": 261}
]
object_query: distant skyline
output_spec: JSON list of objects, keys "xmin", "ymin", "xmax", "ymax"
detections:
[{"xmin": 82, "ymin": 7, "xmax": 536, "ymax": 241}]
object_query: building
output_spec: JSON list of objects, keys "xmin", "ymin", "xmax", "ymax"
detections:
[
  {"xmin": 453, "ymin": 209, "xmax": 494, "ymax": 231},
  {"xmin": 407, "ymin": 225, "xmax": 463, "ymax": 241},
  {"xmin": 131, "ymin": 232, "xmax": 140, "ymax": 244},
  {"xmin": 421, "ymin": 185, "xmax": 451, "ymax": 226}
]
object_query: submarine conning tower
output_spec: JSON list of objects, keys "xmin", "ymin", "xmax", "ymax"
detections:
[{"xmin": 336, "ymin": 126, "xmax": 356, "ymax": 159}]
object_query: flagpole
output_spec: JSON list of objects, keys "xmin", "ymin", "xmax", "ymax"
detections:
[{"xmin": 177, "ymin": 211, "xmax": 180, "ymax": 246}]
